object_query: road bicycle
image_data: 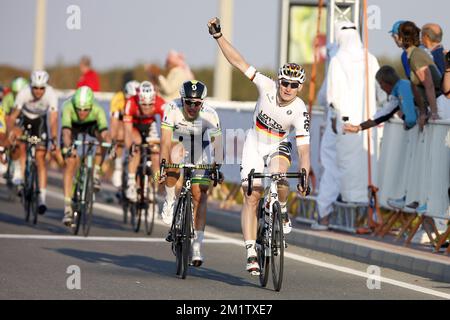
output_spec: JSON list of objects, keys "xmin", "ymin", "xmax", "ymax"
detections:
[
  {"xmin": 19, "ymin": 133, "xmax": 42, "ymax": 225},
  {"xmin": 70, "ymin": 133, "xmax": 111, "ymax": 236},
  {"xmin": 247, "ymin": 168, "xmax": 308, "ymax": 291},
  {"xmin": 161, "ymin": 159, "xmax": 221, "ymax": 279},
  {"xmin": 127, "ymin": 142, "xmax": 159, "ymax": 235}
]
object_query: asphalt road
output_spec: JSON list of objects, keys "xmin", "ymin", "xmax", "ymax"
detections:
[{"xmin": 0, "ymin": 179, "xmax": 449, "ymax": 301}]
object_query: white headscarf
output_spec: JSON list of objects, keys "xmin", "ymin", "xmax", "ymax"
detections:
[{"xmin": 335, "ymin": 21, "xmax": 364, "ymax": 62}]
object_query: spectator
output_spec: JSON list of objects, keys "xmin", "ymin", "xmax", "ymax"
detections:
[
  {"xmin": 343, "ymin": 65, "xmax": 417, "ymax": 132},
  {"xmin": 421, "ymin": 23, "xmax": 446, "ymax": 75},
  {"xmin": 76, "ymin": 56, "xmax": 100, "ymax": 92},
  {"xmin": 389, "ymin": 20, "xmax": 411, "ymax": 79},
  {"xmin": 437, "ymin": 51, "xmax": 450, "ymax": 119},
  {"xmin": 398, "ymin": 21, "xmax": 442, "ymax": 125},
  {"xmin": 312, "ymin": 21, "xmax": 380, "ymax": 229},
  {"xmin": 155, "ymin": 50, "xmax": 194, "ymax": 101}
]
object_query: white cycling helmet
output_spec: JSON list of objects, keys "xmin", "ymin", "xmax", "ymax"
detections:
[
  {"xmin": 124, "ymin": 80, "xmax": 140, "ymax": 98},
  {"xmin": 138, "ymin": 81, "xmax": 156, "ymax": 104},
  {"xmin": 278, "ymin": 63, "xmax": 306, "ymax": 84},
  {"xmin": 30, "ymin": 70, "xmax": 49, "ymax": 87}
]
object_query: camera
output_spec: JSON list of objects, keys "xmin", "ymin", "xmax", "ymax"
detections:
[{"xmin": 446, "ymin": 51, "xmax": 450, "ymax": 67}]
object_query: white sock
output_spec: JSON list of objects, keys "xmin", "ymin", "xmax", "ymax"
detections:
[
  {"xmin": 245, "ymin": 240, "xmax": 257, "ymax": 258},
  {"xmin": 115, "ymin": 158, "xmax": 122, "ymax": 170},
  {"xmin": 39, "ymin": 189, "xmax": 46, "ymax": 203},
  {"xmin": 193, "ymin": 230, "xmax": 204, "ymax": 252},
  {"xmin": 128, "ymin": 173, "xmax": 136, "ymax": 183},
  {"xmin": 165, "ymin": 185, "xmax": 176, "ymax": 202},
  {"xmin": 13, "ymin": 160, "xmax": 22, "ymax": 173}
]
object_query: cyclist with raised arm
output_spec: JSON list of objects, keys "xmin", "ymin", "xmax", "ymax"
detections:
[
  {"xmin": 159, "ymin": 80, "xmax": 223, "ymax": 267},
  {"xmin": 208, "ymin": 17, "xmax": 311, "ymax": 274},
  {"xmin": 123, "ymin": 81, "xmax": 165, "ymax": 202},
  {"xmin": 110, "ymin": 80, "xmax": 140, "ymax": 189},
  {"xmin": 60, "ymin": 86, "xmax": 110, "ymax": 226},
  {"xmin": 7, "ymin": 71, "xmax": 58, "ymax": 215}
]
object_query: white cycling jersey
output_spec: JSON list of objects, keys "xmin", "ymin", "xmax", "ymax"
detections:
[
  {"xmin": 161, "ymin": 98, "xmax": 222, "ymax": 164},
  {"xmin": 240, "ymin": 66, "xmax": 310, "ymax": 185},
  {"xmin": 246, "ymin": 67, "xmax": 310, "ymax": 147},
  {"xmin": 14, "ymin": 85, "xmax": 58, "ymax": 120}
]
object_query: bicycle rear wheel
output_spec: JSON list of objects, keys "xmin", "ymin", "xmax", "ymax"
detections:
[
  {"xmin": 271, "ymin": 201, "xmax": 284, "ymax": 291},
  {"xmin": 82, "ymin": 169, "xmax": 94, "ymax": 237},
  {"xmin": 144, "ymin": 178, "xmax": 156, "ymax": 236},
  {"xmin": 256, "ymin": 198, "xmax": 270, "ymax": 287}
]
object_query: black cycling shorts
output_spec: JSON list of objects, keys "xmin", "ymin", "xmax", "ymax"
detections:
[{"xmin": 18, "ymin": 114, "xmax": 48, "ymax": 147}]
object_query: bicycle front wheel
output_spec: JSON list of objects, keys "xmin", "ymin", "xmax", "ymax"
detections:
[
  {"xmin": 271, "ymin": 201, "xmax": 284, "ymax": 292},
  {"xmin": 144, "ymin": 178, "xmax": 156, "ymax": 236},
  {"xmin": 180, "ymin": 193, "xmax": 192, "ymax": 279},
  {"xmin": 256, "ymin": 198, "xmax": 270, "ymax": 287},
  {"xmin": 31, "ymin": 164, "xmax": 39, "ymax": 225},
  {"xmin": 81, "ymin": 168, "xmax": 94, "ymax": 237},
  {"xmin": 174, "ymin": 197, "xmax": 185, "ymax": 276},
  {"xmin": 72, "ymin": 170, "xmax": 83, "ymax": 235}
]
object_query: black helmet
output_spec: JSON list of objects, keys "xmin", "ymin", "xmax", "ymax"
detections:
[{"xmin": 179, "ymin": 80, "xmax": 207, "ymax": 99}]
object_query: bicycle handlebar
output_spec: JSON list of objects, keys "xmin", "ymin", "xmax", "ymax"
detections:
[
  {"xmin": 18, "ymin": 135, "xmax": 42, "ymax": 145},
  {"xmin": 247, "ymin": 169, "xmax": 307, "ymax": 196},
  {"xmin": 74, "ymin": 140, "xmax": 112, "ymax": 148},
  {"xmin": 160, "ymin": 159, "xmax": 222, "ymax": 187}
]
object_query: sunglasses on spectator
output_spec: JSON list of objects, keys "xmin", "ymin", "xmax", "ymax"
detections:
[
  {"xmin": 184, "ymin": 99, "xmax": 203, "ymax": 107},
  {"xmin": 280, "ymin": 81, "xmax": 300, "ymax": 89},
  {"xmin": 32, "ymin": 86, "xmax": 45, "ymax": 91}
]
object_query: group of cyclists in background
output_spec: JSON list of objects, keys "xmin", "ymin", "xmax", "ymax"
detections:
[{"xmin": 0, "ymin": 17, "xmax": 311, "ymax": 279}]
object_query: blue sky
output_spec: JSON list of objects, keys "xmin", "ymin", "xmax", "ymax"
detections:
[{"xmin": 1, "ymin": 0, "xmax": 449, "ymax": 71}]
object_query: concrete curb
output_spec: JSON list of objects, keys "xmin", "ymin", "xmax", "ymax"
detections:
[{"xmin": 206, "ymin": 207, "xmax": 450, "ymax": 283}]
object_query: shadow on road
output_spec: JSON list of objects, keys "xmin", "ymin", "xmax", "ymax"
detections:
[{"xmin": 49, "ymin": 247, "xmax": 257, "ymax": 288}]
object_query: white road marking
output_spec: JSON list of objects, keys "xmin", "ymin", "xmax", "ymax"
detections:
[
  {"xmin": 0, "ymin": 234, "xmax": 231, "ymax": 243},
  {"xmin": 3, "ymin": 189, "xmax": 450, "ymax": 299}
]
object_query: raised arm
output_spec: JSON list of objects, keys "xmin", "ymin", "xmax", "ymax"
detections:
[{"xmin": 208, "ymin": 17, "xmax": 250, "ymax": 74}]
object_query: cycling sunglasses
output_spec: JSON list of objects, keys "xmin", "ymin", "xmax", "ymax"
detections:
[
  {"xmin": 280, "ymin": 80, "xmax": 300, "ymax": 89},
  {"xmin": 184, "ymin": 99, "xmax": 203, "ymax": 107},
  {"xmin": 76, "ymin": 107, "xmax": 91, "ymax": 112},
  {"xmin": 32, "ymin": 86, "xmax": 45, "ymax": 91}
]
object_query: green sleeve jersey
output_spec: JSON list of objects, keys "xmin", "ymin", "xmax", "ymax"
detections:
[{"xmin": 61, "ymin": 100, "xmax": 108, "ymax": 132}]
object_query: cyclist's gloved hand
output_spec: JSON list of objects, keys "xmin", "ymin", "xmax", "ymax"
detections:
[
  {"xmin": 208, "ymin": 17, "xmax": 222, "ymax": 39},
  {"xmin": 130, "ymin": 143, "xmax": 138, "ymax": 157},
  {"xmin": 8, "ymin": 131, "xmax": 17, "ymax": 145},
  {"xmin": 61, "ymin": 146, "xmax": 75, "ymax": 159},
  {"xmin": 297, "ymin": 168, "xmax": 311, "ymax": 197}
]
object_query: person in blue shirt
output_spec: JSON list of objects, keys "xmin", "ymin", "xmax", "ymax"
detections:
[
  {"xmin": 343, "ymin": 65, "xmax": 417, "ymax": 133},
  {"xmin": 389, "ymin": 20, "xmax": 411, "ymax": 79}
]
